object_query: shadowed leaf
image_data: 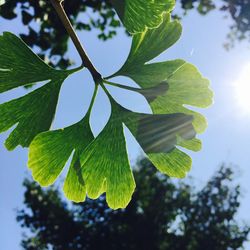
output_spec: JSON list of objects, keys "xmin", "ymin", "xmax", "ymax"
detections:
[
  {"xmin": 110, "ymin": 14, "xmax": 212, "ymax": 154},
  {"xmin": 79, "ymin": 97, "xmax": 196, "ymax": 208},
  {"xmin": 120, "ymin": 102, "xmax": 196, "ymax": 178}
]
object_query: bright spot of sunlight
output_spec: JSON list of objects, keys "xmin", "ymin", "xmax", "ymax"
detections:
[{"xmin": 234, "ymin": 63, "xmax": 250, "ymax": 115}]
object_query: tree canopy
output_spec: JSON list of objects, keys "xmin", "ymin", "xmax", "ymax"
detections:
[
  {"xmin": 1, "ymin": 0, "xmax": 249, "ymax": 68},
  {"xmin": 17, "ymin": 159, "xmax": 250, "ymax": 250}
]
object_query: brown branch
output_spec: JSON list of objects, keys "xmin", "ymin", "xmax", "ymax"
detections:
[{"xmin": 50, "ymin": 0, "xmax": 102, "ymax": 82}]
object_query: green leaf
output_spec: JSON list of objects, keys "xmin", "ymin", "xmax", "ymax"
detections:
[
  {"xmin": 28, "ymin": 118, "xmax": 94, "ymax": 202},
  {"xmin": 111, "ymin": 14, "xmax": 213, "ymax": 137},
  {"xmin": 79, "ymin": 95, "xmax": 195, "ymax": 208},
  {"xmin": 0, "ymin": 32, "xmax": 67, "ymax": 93},
  {"xmin": 147, "ymin": 149, "xmax": 192, "ymax": 178},
  {"xmin": 121, "ymin": 63, "xmax": 211, "ymax": 135},
  {"xmin": 0, "ymin": 80, "xmax": 62, "ymax": 150},
  {"xmin": 0, "ymin": 3, "xmax": 213, "ymax": 210},
  {"xmin": 110, "ymin": 0, "xmax": 175, "ymax": 33},
  {"xmin": 0, "ymin": 32, "xmax": 81, "ymax": 150},
  {"xmin": 119, "ymin": 102, "xmax": 195, "ymax": 178},
  {"xmin": 80, "ymin": 102, "xmax": 135, "ymax": 209},
  {"xmin": 177, "ymin": 137, "xmax": 202, "ymax": 152},
  {"xmin": 105, "ymin": 13, "xmax": 212, "ymax": 178},
  {"xmin": 123, "ymin": 61, "xmax": 212, "ymax": 134},
  {"xmin": 116, "ymin": 14, "xmax": 182, "ymax": 71}
]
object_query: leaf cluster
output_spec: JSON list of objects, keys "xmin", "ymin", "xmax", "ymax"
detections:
[{"xmin": 0, "ymin": 0, "xmax": 212, "ymax": 209}]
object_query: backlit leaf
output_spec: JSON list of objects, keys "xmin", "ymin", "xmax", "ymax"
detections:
[
  {"xmin": 120, "ymin": 101, "xmax": 195, "ymax": 178},
  {"xmin": 127, "ymin": 61, "xmax": 212, "ymax": 134},
  {"xmin": 115, "ymin": 14, "xmax": 181, "ymax": 70},
  {"xmin": 0, "ymin": 0, "xmax": 213, "ymax": 209},
  {"xmin": 0, "ymin": 32, "xmax": 68, "ymax": 92},
  {"xmin": 80, "ymin": 102, "xmax": 135, "ymax": 209},
  {"xmin": 111, "ymin": 14, "xmax": 212, "ymax": 136},
  {"xmin": 79, "ymin": 95, "xmax": 195, "ymax": 208},
  {"xmin": 110, "ymin": 0, "xmax": 175, "ymax": 33},
  {"xmin": 0, "ymin": 32, "xmax": 82, "ymax": 150},
  {"xmin": 105, "ymin": 13, "xmax": 212, "ymax": 177},
  {"xmin": 28, "ymin": 117, "xmax": 94, "ymax": 202},
  {"xmin": 0, "ymin": 80, "xmax": 61, "ymax": 150}
]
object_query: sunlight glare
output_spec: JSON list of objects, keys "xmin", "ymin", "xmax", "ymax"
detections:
[{"xmin": 234, "ymin": 63, "xmax": 250, "ymax": 115}]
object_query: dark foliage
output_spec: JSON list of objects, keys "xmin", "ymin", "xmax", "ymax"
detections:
[
  {"xmin": 1, "ymin": 0, "xmax": 249, "ymax": 68},
  {"xmin": 17, "ymin": 159, "xmax": 250, "ymax": 250},
  {"xmin": 180, "ymin": 0, "xmax": 250, "ymax": 50}
]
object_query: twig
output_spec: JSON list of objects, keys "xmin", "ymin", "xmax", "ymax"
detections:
[{"xmin": 50, "ymin": 0, "xmax": 102, "ymax": 82}]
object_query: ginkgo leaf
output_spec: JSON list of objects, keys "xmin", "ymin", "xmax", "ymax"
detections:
[
  {"xmin": 110, "ymin": 0, "xmax": 175, "ymax": 33},
  {"xmin": 110, "ymin": 14, "xmax": 213, "ymax": 135},
  {"xmin": 80, "ymin": 102, "xmax": 135, "ymax": 209},
  {"xmin": 119, "ymin": 102, "xmax": 196, "ymax": 178},
  {"xmin": 114, "ymin": 13, "xmax": 182, "ymax": 72},
  {"xmin": 126, "ymin": 61, "xmax": 212, "ymax": 134},
  {"xmin": 79, "ymin": 94, "xmax": 196, "ymax": 208},
  {"xmin": 0, "ymin": 80, "xmax": 62, "ymax": 150},
  {"xmin": 103, "ymin": 12, "xmax": 212, "ymax": 180},
  {"xmin": 0, "ymin": 32, "xmax": 70, "ymax": 93},
  {"xmin": 0, "ymin": 0, "xmax": 214, "ymax": 210},
  {"xmin": 177, "ymin": 137, "xmax": 202, "ymax": 152},
  {"xmin": 0, "ymin": 32, "xmax": 82, "ymax": 150},
  {"xmin": 28, "ymin": 117, "xmax": 94, "ymax": 202}
]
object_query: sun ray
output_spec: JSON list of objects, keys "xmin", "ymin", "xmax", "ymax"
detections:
[{"xmin": 234, "ymin": 63, "xmax": 250, "ymax": 115}]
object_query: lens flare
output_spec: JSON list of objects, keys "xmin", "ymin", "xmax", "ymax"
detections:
[{"xmin": 234, "ymin": 63, "xmax": 250, "ymax": 115}]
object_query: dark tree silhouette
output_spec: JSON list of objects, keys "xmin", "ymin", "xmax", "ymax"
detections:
[
  {"xmin": 179, "ymin": 0, "xmax": 250, "ymax": 50},
  {"xmin": 1, "ymin": 0, "xmax": 249, "ymax": 68},
  {"xmin": 17, "ymin": 159, "xmax": 250, "ymax": 250}
]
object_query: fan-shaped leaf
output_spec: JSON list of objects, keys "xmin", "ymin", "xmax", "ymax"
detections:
[
  {"xmin": 116, "ymin": 14, "xmax": 181, "ymax": 71},
  {"xmin": 0, "ymin": 0, "xmax": 213, "ymax": 210},
  {"xmin": 120, "ymin": 102, "xmax": 195, "ymax": 178},
  {"xmin": 28, "ymin": 117, "xmax": 94, "ymax": 202},
  {"xmin": 110, "ymin": 14, "xmax": 212, "ymax": 145},
  {"xmin": 0, "ymin": 80, "xmax": 62, "ymax": 150},
  {"xmin": 79, "ymin": 96, "xmax": 196, "ymax": 208},
  {"xmin": 80, "ymin": 102, "xmax": 135, "ymax": 209},
  {"xmin": 0, "ymin": 32, "xmax": 69, "ymax": 92},
  {"xmin": 0, "ymin": 32, "xmax": 82, "ymax": 150}
]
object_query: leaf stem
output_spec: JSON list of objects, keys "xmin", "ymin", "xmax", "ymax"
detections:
[
  {"xmin": 86, "ymin": 84, "xmax": 99, "ymax": 117},
  {"xmin": 50, "ymin": 0, "xmax": 102, "ymax": 82},
  {"xmin": 100, "ymin": 82, "xmax": 114, "ymax": 101},
  {"xmin": 103, "ymin": 80, "xmax": 140, "ymax": 92}
]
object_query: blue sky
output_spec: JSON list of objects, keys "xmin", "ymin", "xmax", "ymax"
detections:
[{"xmin": 1, "ymin": 3, "xmax": 250, "ymax": 249}]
